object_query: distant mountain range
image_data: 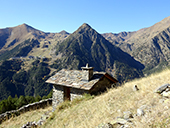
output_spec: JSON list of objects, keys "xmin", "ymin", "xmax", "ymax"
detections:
[
  {"xmin": 103, "ymin": 16, "xmax": 170, "ymax": 75},
  {"xmin": 1, "ymin": 16, "xmax": 170, "ymax": 100}
]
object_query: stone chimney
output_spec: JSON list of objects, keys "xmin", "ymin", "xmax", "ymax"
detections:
[{"xmin": 81, "ymin": 63, "xmax": 94, "ymax": 81}]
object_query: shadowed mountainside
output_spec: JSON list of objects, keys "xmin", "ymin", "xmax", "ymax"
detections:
[{"xmin": 52, "ymin": 23, "xmax": 144, "ymax": 82}]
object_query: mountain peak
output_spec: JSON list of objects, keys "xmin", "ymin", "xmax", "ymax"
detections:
[
  {"xmin": 19, "ymin": 23, "xmax": 35, "ymax": 30},
  {"xmin": 73, "ymin": 23, "xmax": 95, "ymax": 35},
  {"xmin": 81, "ymin": 23, "xmax": 91, "ymax": 28},
  {"xmin": 18, "ymin": 23, "xmax": 29, "ymax": 28},
  {"xmin": 59, "ymin": 30, "xmax": 69, "ymax": 35},
  {"xmin": 76, "ymin": 23, "xmax": 91, "ymax": 31},
  {"xmin": 21, "ymin": 23, "xmax": 28, "ymax": 26}
]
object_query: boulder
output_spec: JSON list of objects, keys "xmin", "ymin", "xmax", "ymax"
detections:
[
  {"xmin": 110, "ymin": 118, "xmax": 128, "ymax": 125},
  {"xmin": 161, "ymin": 91, "xmax": 170, "ymax": 97},
  {"xmin": 137, "ymin": 108, "xmax": 145, "ymax": 116},
  {"xmin": 133, "ymin": 85, "xmax": 139, "ymax": 91},
  {"xmin": 155, "ymin": 83, "xmax": 170, "ymax": 94}
]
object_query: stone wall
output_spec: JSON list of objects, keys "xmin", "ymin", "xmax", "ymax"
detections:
[
  {"xmin": 70, "ymin": 88, "xmax": 89, "ymax": 101},
  {"xmin": 53, "ymin": 84, "xmax": 89, "ymax": 109},
  {"xmin": 0, "ymin": 98, "xmax": 52, "ymax": 124},
  {"xmin": 53, "ymin": 85, "xmax": 64, "ymax": 109},
  {"xmin": 52, "ymin": 76, "xmax": 117, "ymax": 110},
  {"xmin": 82, "ymin": 69, "xmax": 93, "ymax": 81}
]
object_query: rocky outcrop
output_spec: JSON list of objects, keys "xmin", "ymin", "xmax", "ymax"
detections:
[{"xmin": 0, "ymin": 98, "xmax": 52, "ymax": 124}]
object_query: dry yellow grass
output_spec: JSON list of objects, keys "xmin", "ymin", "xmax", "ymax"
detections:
[
  {"xmin": 43, "ymin": 68, "xmax": 170, "ymax": 128},
  {"xmin": 0, "ymin": 106, "xmax": 52, "ymax": 128},
  {"xmin": 2, "ymin": 69, "xmax": 170, "ymax": 128}
]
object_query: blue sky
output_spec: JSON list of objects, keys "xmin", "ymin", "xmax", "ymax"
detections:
[{"xmin": 0, "ymin": 0, "xmax": 170, "ymax": 33}]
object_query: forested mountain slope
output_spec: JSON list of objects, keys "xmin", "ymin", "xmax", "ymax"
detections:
[{"xmin": 52, "ymin": 23, "xmax": 144, "ymax": 82}]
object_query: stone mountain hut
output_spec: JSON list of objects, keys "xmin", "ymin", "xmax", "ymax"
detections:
[{"xmin": 46, "ymin": 64, "xmax": 118, "ymax": 109}]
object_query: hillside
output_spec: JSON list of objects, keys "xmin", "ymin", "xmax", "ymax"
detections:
[
  {"xmin": 0, "ymin": 106, "xmax": 52, "ymax": 128},
  {"xmin": 0, "ymin": 58, "xmax": 52, "ymax": 100},
  {"xmin": 43, "ymin": 68, "xmax": 170, "ymax": 128},
  {"xmin": 103, "ymin": 16, "xmax": 170, "ymax": 75},
  {"xmin": 1, "ymin": 68, "xmax": 170, "ymax": 127},
  {"xmin": 0, "ymin": 24, "xmax": 70, "ymax": 100}
]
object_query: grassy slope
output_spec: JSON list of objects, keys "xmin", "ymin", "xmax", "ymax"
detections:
[
  {"xmin": 0, "ymin": 106, "xmax": 52, "ymax": 128},
  {"xmin": 2, "ymin": 69, "xmax": 170, "ymax": 128},
  {"xmin": 43, "ymin": 68, "xmax": 170, "ymax": 128}
]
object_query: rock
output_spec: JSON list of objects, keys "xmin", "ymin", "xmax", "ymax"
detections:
[
  {"xmin": 161, "ymin": 91, "xmax": 170, "ymax": 97},
  {"xmin": 164, "ymin": 106, "xmax": 169, "ymax": 110},
  {"xmin": 123, "ymin": 111, "xmax": 133, "ymax": 119},
  {"xmin": 123, "ymin": 124, "xmax": 131, "ymax": 128},
  {"xmin": 37, "ymin": 119, "xmax": 44, "ymax": 126},
  {"xmin": 133, "ymin": 85, "xmax": 139, "ymax": 91},
  {"xmin": 21, "ymin": 121, "xmax": 39, "ymax": 128},
  {"xmin": 21, "ymin": 124, "xmax": 27, "ymax": 128},
  {"xmin": 32, "ymin": 121, "xmax": 37, "ymax": 126},
  {"xmin": 155, "ymin": 83, "xmax": 170, "ymax": 94},
  {"xmin": 110, "ymin": 118, "xmax": 128, "ymax": 125},
  {"xmin": 137, "ymin": 108, "xmax": 145, "ymax": 116},
  {"xmin": 165, "ymin": 88, "xmax": 170, "ymax": 92},
  {"xmin": 110, "ymin": 118, "xmax": 133, "ymax": 128}
]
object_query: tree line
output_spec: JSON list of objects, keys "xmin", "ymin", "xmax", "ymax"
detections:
[{"xmin": 0, "ymin": 91, "xmax": 52, "ymax": 114}]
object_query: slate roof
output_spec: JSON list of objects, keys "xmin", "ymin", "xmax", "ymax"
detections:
[{"xmin": 46, "ymin": 69, "xmax": 105, "ymax": 90}]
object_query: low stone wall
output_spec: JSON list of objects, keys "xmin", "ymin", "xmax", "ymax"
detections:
[{"xmin": 0, "ymin": 98, "xmax": 52, "ymax": 124}]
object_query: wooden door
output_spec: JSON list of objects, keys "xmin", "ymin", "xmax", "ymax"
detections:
[{"xmin": 63, "ymin": 86, "xmax": 70, "ymax": 101}]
